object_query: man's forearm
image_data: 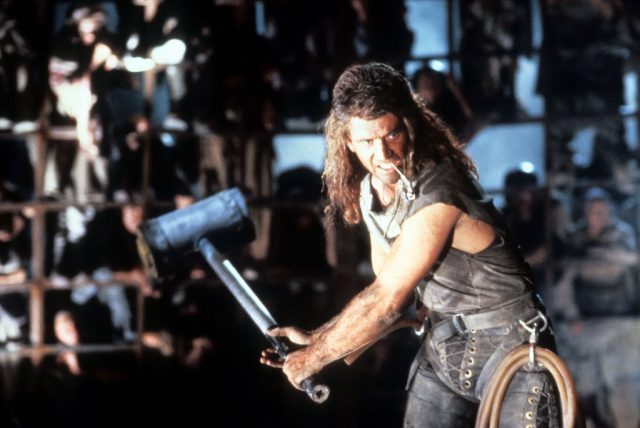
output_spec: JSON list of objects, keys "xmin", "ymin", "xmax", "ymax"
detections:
[
  {"xmin": 310, "ymin": 315, "xmax": 339, "ymax": 342},
  {"xmin": 307, "ymin": 281, "xmax": 404, "ymax": 366}
]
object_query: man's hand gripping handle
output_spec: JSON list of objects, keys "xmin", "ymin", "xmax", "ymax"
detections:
[
  {"xmin": 264, "ymin": 330, "xmax": 330, "ymax": 403},
  {"xmin": 197, "ymin": 237, "xmax": 329, "ymax": 403}
]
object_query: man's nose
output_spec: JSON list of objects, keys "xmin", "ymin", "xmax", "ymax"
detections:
[{"xmin": 372, "ymin": 139, "xmax": 392, "ymax": 159}]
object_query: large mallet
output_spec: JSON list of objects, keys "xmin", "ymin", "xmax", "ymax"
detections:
[{"xmin": 136, "ymin": 188, "xmax": 330, "ymax": 403}]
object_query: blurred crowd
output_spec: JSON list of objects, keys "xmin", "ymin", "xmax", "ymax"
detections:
[{"xmin": 0, "ymin": 0, "xmax": 639, "ymax": 427}]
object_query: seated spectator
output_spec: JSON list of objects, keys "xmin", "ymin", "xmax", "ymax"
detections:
[
  {"xmin": 550, "ymin": 187, "xmax": 640, "ymax": 427},
  {"xmin": 48, "ymin": 205, "xmax": 136, "ymax": 343},
  {"xmin": 552, "ymin": 187, "xmax": 638, "ymax": 320},
  {"xmin": 101, "ymin": 197, "xmax": 152, "ymax": 297},
  {"xmin": 53, "ymin": 310, "xmax": 81, "ymax": 375}
]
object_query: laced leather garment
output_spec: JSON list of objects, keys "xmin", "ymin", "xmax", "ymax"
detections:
[{"xmin": 359, "ymin": 159, "xmax": 559, "ymax": 427}]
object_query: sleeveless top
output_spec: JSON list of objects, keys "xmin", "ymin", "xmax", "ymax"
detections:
[{"xmin": 359, "ymin": 159, "xmax": 533, "ymax": 314}]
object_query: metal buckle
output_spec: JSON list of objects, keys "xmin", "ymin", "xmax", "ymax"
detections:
[
  {"xmin": 520, "ymin": 311, "xmax": 548, "ymax": 334},
  {"xmin": 452, "ymin": 313, "xmax": 469, "ymax": 336},
  {"xmin": 518, "ymin": 311, "xmax": 548, "ymax": 369},
  {"xmin": 414, "ymin": 321, "xmax": 425, "ymax": 336}
]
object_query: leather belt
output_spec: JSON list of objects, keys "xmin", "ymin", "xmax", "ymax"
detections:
[{"xmin": 430, "ymin": 293, "xmax": 537, "ymax": 343}]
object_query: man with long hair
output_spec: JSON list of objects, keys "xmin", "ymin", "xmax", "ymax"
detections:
[{"xmin": 261, "ymin": 63, "xmax": 559, "ymax": 426}]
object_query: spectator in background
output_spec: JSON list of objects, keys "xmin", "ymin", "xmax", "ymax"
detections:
[
  {"xmin": 553, "ymin": 187, "xmax": 638, "ymax": 321},
  {"xmin": 30, "ymin": 306, "xmax": 138, "ymax": 428},
  {"xmin": 187, "ymin": 0, "xmax": 276, "ymax": 261},
  {"xmin": 537, "ymin": 0, "xmax": 631, "ymax": 182},
  {"xmin": 187, "ymin": 0, "xmax": 240, "ymax": 134},
  {"xmin": 262, "ymin": 0, "xmax": 334, "ymax": 126},
  {"xmin": 262, "ymin": 0, "xmax": 413, "ymax": 129},
  {"xmin": 265, "ymin": 166, "xmax": 330, "ymax": 280},
  {"xmin": 187, "ymin": 0, "xmax": 274, "ymax": 176},
  {"xmin": 53, "ymin": 310, "xmax": 81, "ymax": 375},
  {"xmin": 411, "ymin": 65, "xmax": 473, "ymax": 140},
  {"xmin": 0, "ymin": 1, "xmax": 42, "ymax": 133},
  {"xmin": 117, "ymin": 0, "xmax": 190, "ymax": 129},
  {"xmin": 109, "ymin": 113, "xmax": 194, "ymax": 204},
  {"xmin": 501, "ymin": 168, "xmax": 568, "ymax": 301},
  {"xmin": 550, "ymin": 187, "xmax": 640, "ymax": 427},
  {"xmin": 87, "ymin": 201, "xmax": 149, "ymax": 342},
  {"xmin": 0, "ymin": 182, "xmax": 31, "ymax": 375},
  {"xmin": 459, "ymin": 0, "xmax": 532, "ymax": 121},
  {"xmin": 0, "ymin": 136, "xmax": 34, "ymax": 203},
  {"xmin": 0, "ymin": 182, "xmax": 30, "ymax": 286},
  {"xmin": 0, "ymin": 170, "xmax": 29, "ymax": 428},
  {"xmin": 0, "ymin": 221, "xmax": 28, "ymax": 351},
  {"xmin": 101, "ymin": 197, "xmax": 152, "ymax": 298},
  {"xmin": 47, "ymin": 3, "xmax": 121, "ymax": 200},
  {"xmin": 620, "ymin": 0, "xmax": 640, "ymax": 46},
  {"xmin": 47, "ymin": 204, "xmax": 136, "ymax": 344},
  {"xmin": 347, "ymin": 0, "xmax": 414, "ymax": 71}
]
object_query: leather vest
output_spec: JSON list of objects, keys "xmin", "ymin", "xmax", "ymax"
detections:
[
  {"xmin": 360, "ymin": 160, "xmax": 546, "ymax": 400},
  {"xmin": 359, "ymin": 159, "xmax": 533, "ymax": 314}
]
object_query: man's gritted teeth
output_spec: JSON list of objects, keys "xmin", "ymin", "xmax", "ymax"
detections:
[
  {"xmin": 376, "ymin": 160, "xmax": 401, "ymax": 172},
  {"xmin": 374, "ymin": 160, "xmax": 402, "ymax": 183}
]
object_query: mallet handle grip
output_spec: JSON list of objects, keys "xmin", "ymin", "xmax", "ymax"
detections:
[{"xmin": 197, "ymin": 238, "xmax": 330, "ymax": 404}]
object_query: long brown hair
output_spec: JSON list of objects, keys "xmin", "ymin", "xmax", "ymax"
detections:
[{"xmin": 323, "ymin": 63, "xmax": 476, "ymax": 225}]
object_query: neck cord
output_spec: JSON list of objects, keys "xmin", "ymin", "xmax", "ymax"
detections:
[{"xmin": 391, "ymin": 164, "xmax": 415, "ymax": 201}]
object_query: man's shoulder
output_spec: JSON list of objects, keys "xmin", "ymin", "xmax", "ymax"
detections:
[
  {"xmin": 413, "ymin": 160, "xmax": 478, "ymax": 197},
  {"xmin": 416, "ymin": 158, "xmax": 467, "ymax": 180}
]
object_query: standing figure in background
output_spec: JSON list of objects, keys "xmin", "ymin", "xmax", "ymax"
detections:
[
  {"xmin": 501, "ymin": 168, "xmax": 568, "ymax": 302},
  {"xmin": 411, "ymin": 65, "xmax": 473, "ymax": 140},
  {"xmin": 349, "ymin": 0, "xmax": 414, "ymax": 71},
  {"xmin": 537, "ymin": 0, "xmax": 630, "ymax": 182},
  {"xmin": 47, "ymin": 4, "xmax": 120, "ymax": 200},
  {"xmin": 0, "ymin": 1, "xmax": 43, "ymax": 132},
  {"xmin": 118, "ymin": 0, "xmax": 190, "ymax": 129},
  {"xmin": 459, "ymin": 0, "xmax": 532, "ymax": 121},
  {"xmin": 261, "ymin": 63, "xmax": 560, "ymax": 427}
]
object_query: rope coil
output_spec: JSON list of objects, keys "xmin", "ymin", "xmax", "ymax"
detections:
[{"xmin": 475, "ymin": 345, "xmax": 582, "ymax": 428}]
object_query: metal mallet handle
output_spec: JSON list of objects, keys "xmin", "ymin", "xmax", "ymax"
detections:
[
  {"xmin": 301, "ymin": 377, "xmax": 330, "ymax": 403},
  {"xmin": 197, "ymin": 238, "xmax": 330, "ymax": 403},
  {"xmin": 268, "ymin": 336, "xmax": 330, "ymax": 403}
]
